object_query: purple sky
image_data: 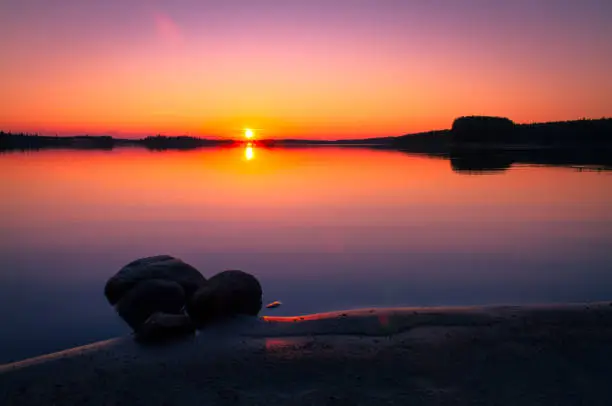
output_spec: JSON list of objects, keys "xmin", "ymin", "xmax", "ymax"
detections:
[{"xmin": 1, "ymin": 0, "xmax": 611, "ymax": 138}]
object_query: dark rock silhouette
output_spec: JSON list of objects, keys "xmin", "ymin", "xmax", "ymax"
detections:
[
  {"xmin": 104, "ymin": 257, "xmax": 263, "ymax": 341},
  {"xmin": 116, "ymin": 279, "xmax": 186, "ymax": 330},
  {"xmin": 104, "ymin": 255, "xmax": 206, "ymax": 339},
  {"xmin": 266, "ymin": 300, "xmax": 282, "ymax": 309},
  {"xmin": 134, "ymin": 312, "xmax": 195, "ymax": 343},
  {"xmin": 104, "ymin": 255, "xmax": 206, "ymax": 306},
  {"xmin": 188, "ymin": 270, "xmax": 263, "ymax": 325}
]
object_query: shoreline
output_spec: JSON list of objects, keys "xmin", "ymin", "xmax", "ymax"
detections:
[{"xmin": 2, "ymin": 302, "xmax": 612, "ymax": 405}]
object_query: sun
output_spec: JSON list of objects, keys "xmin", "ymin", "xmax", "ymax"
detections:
[{"xmin": 244, "ymin": 128, "xmax": 254, "ymax": 139}]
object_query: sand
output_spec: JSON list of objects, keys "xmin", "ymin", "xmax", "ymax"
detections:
[{"xmin": 2, "ymin": 302, "xmax": 612, "ymax": 405}]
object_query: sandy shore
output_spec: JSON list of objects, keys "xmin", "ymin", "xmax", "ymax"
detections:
[{"xmin": 2, "ymin": 302, "xmax": 612, "ymax": 405}]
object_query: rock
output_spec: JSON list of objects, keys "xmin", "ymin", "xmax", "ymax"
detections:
[
  {"xmin": 188, "ymin": 270, "xmax": 262, "ymax": 325},
  {"xmin": 115, "ymin": 279, "xmax": 186, "ymax": 329},
  {"xmin": 266, "ymin": 301, "xmax": 282, "ymax": 309},
  {"xmin": 104, "ymin": 255, "xmax": 206, "ymax": 305},
  {"xmin": 134, "ymin": 312, "xmax": 195, "ymax": 343}
]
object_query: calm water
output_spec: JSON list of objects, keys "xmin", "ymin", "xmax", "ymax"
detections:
[{"xmin": 1, "ymin": 146, "xmax": 611, "ymax": 363}]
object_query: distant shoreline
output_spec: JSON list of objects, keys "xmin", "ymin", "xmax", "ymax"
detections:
[
  {"xmin": 2, "ymin": 116, "xmax": 610, "ymax": 151},
  {"xmin": 2, "ymin": 116, "xmax": 611, "ymax": 171}
]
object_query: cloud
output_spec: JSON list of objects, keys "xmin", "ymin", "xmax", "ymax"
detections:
[{"xmin": 153, "ymin": 11, "xmax": 183, "ymax": 45}]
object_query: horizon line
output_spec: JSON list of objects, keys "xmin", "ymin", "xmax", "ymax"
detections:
[{"xmin": 2, "ymin": 115, "xmax": 611, "ymax": 141}]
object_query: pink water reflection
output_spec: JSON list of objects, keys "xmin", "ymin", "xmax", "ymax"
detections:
[
  {"xmin": 1, "ymin": 147, "xmax": 612, "ymax": 362},
  {"xmin": 1, "ymin": 147, "xmax": 611, "ymax": 260}
]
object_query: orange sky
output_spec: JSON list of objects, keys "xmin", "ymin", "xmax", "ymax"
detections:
[{"xmin": 1, "ymin": 1, "xmax": 611, "ymax": 139}]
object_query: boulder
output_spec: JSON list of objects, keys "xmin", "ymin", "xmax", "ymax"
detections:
[
  {"xmin": 115, "ymin": 279, "xmax": 186, "ymax": 329},
  {"xmin": 104, "ymin": 255, "xmax": 206, "ymax": 305},
  {"xmin": 134, "ymin": 312, "xmax": 195, "ymax": 343},
  {"xmin": 188, "ymin": 270, "xmax": 262, "ymax": 325}
]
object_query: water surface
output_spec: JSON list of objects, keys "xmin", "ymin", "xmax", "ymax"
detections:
[{"xmin": 1, "ymin": 146, "xmax": 611, "ymax": 363}]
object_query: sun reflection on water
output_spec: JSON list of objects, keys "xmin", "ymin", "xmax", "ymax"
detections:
[{"xmin": 245, "ymin": 143, "xmax": 254, "ymax": 161}]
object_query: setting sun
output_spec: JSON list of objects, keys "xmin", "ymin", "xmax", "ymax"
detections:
[{"xmin": 245, "ymin": 129, "xmax": 254, "ymax": 139}]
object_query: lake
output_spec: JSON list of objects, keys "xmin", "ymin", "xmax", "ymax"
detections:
[{"xmin": 1, "ymin": 146, "xmax": 611, "ymax": 363}]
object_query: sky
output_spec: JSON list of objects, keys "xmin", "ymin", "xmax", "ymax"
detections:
[{"xmin": 1, "ymin": 0, "xmax": 611, "ymax": 139}]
